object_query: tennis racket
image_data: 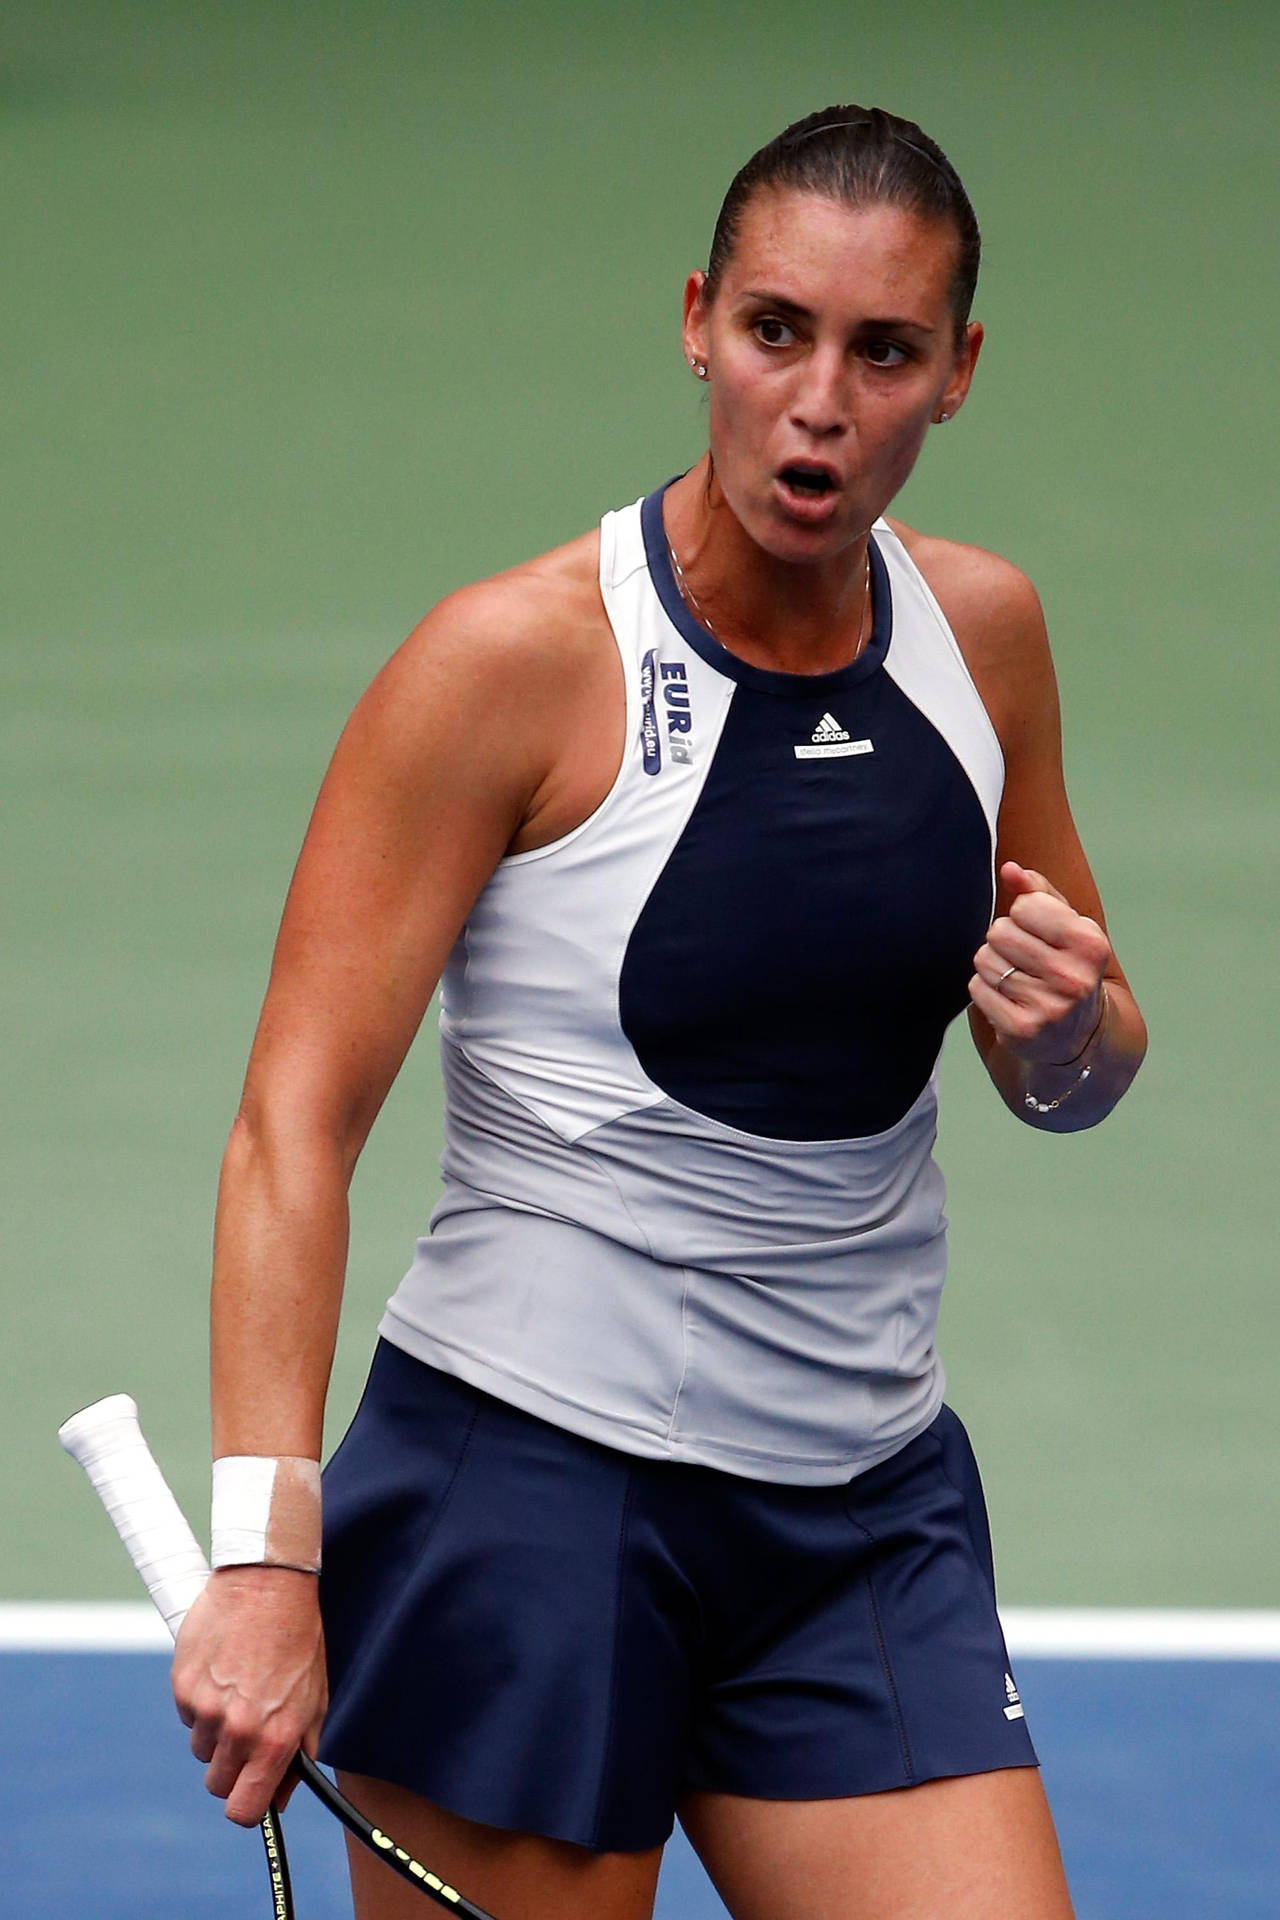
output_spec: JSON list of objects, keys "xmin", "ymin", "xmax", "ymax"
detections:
[{"xmin": 58, "ymin": 1393, "xmax": 499, "ymax": 1920}]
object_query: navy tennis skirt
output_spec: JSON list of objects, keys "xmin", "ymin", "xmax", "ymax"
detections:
[{"xmin": 318, "ymin": 1340, "xmax": 1036, "ymax": 1852}]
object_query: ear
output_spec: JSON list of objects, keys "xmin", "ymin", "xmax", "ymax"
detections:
[
  {"xmin": 682, "ymin": 270, "xmax": 709, "ymax": 370},
  {"xmin": 936, "ymin": 319, "xmax": 983, "ymax": 423}
]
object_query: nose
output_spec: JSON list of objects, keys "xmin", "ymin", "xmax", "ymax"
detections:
[{"xmin": 789, "ymin": 347, "xmax": 850, "ymax": 438}]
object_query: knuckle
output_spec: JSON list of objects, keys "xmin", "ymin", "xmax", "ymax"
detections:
[
  {"xmin": 189, "ymin": 1682, "xmax": 222, "ymax": 1722},
  {"xmin": 221, "ymin": 1710, "xmax": 257, "ymax": 1747},
  {"xmin": 190, "ymin": 1722, "xmax": 215, "ymax": 1758}
]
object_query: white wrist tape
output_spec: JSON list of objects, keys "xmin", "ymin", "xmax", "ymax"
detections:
[{"xmin": 211, "ymin": 1456, "xmax": 322, "ymax": 1573}]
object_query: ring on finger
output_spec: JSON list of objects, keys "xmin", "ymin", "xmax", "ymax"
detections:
[{"xmin": 996, "ymin": 964, "xmax": 1018, "ymax": 992}]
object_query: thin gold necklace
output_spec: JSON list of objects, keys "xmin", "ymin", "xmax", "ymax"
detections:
[{"xmin": 666, "ymin": 536, "xmax": 873, "ymax": 666}]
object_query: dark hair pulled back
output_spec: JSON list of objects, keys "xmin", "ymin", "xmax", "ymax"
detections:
[{"xmin": 704, "ymin": 105, "xmax": 981, "ymax": 340}]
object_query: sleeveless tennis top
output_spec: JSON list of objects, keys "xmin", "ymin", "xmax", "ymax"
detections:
[{"xmin": 380, "ymin": 483, "xmax": 1004, "ymax": 1483}]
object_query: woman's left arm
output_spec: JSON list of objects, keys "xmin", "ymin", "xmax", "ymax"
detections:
[{"xmin": 955, "ymin": 555, "xmax": 1147, "ymax": 1131}]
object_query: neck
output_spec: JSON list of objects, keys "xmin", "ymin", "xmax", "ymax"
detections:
[{"xmin": 661, "ymin": 457, "xmax": 874, "ymax": 675}]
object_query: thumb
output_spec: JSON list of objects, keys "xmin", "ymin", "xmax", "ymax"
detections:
[{"xmin": 1000, "ymin": 859, "xmax": 1067, "ymax": 905}]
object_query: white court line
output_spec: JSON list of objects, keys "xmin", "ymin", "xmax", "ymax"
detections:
[
  {"xmin": 3, "ymin": 1603, "xmax": 1280, "ymax": 1658},
  {"xmin": 0, "ymin": 1603, "xmax": 171, "ymax": 1650},
  {"xmin": 1002, "ymin": 1608, "xmax": 1280, "ymax": 1659}
]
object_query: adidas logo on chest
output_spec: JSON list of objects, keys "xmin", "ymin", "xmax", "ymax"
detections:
[{"xmin": 794, "ymin": 711, "xmax": 874, "ymax": 761}]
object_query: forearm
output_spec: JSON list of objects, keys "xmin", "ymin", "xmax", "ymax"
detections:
[
  {"xmin": 172, "ymin": 1110, "xmax": 345, "ymax": 1828},
  {"xmin": 210, "ymin": 1110, "xmax": 352, "ymax": 1459},
  {"xmin": 973, "ymin": 980, "xmax": 1147, "ymax": 1134}
]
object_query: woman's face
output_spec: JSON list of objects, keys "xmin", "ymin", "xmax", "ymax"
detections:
[{"xmin": 683, "ymin": 189, "xmax": 982, "ymax": 563}]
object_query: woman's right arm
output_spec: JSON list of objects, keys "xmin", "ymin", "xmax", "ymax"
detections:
[{"xmin": 172, "ymin": 577, "xmax": 569, "ymax": 1826}]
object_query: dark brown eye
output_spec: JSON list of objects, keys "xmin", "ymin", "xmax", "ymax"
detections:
[
  {"xmin": 866, "ymin": 339, "xmax": 909, "ymax": 367},
  {"xmin": 754, "ymin": 317, "xmax": 795, "ymax": 347}
]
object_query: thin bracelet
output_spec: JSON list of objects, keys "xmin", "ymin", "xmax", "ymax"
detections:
[{"xmin": 1023, "ymin": 986, "xmax": 1109, "ymax": 1115}]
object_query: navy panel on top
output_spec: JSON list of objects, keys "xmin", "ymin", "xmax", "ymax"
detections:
[
  {"xmin": 641, "ymin": 482, "xmax": 893, "ymax": 693},
  {"xmin": 620, "ymin": 489, "xmax": 993, "ymax": 1141}
]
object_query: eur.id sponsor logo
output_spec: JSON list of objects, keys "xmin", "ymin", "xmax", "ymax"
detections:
[{"xmin": 640, "ymin": 650, "xmax": 694, "ymax": 773}]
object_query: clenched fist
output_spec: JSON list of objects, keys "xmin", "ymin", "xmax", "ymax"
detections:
[{"xmin": 970, "ymin": 861, "xmax": 1112, "ymax": 1064}]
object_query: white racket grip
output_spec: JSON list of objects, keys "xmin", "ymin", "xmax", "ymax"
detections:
[{"xmin": 59, "ymin": 1393, "xmax": 211, "ymax": 1639}]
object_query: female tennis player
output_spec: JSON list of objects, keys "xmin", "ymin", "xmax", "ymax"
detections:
[{"xmin": 173, "ymin": 106, "xmax": 1146, "ymax": 1919}]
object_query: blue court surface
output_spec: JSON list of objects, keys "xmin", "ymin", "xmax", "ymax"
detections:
[{"xmin": 3, "ymin": 1614, "xmax": 1278, "ymax": 1919}]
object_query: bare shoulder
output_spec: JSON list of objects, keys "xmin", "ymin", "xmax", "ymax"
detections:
[
  {"xmin": 884, "ymin": 518, "xmax": 1046, "ymax": 655},
  {"xmin": 884, "ymin": 518, "xmax": 1055, "ymax": 743},
  {"xmin": 344, "ymin": 527, "xmax": 610, "ymax": 773},
  {"xmin": 387, "ymin": 527, "xmax": 606, "ymax": 704},
  {"xmin": 334, "ymin": 524, "xmax": 622, "ymax": 855}
]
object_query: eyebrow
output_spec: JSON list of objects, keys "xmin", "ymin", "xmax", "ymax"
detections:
[{"xmin": 737, "ymin": 289, "xmax": 937, "ymax": 334}]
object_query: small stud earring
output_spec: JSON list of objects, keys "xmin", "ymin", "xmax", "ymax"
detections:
[
  {"xmin": 691, "ymin": 358, "xmax": 707, "ymax": 380},
  {"xmin": 937, "ymin": 409, "xmax": 951, "ymax": 423}
]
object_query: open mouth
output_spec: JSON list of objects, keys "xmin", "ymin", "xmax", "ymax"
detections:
[{"xmin": 778, "ymin": 464, "xmax": 837, "ymax": 497}]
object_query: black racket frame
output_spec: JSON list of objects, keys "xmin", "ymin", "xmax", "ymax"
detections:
[{"xmin": 258, "ymin": 1754, "xmax": 500, "ymax": 1920}]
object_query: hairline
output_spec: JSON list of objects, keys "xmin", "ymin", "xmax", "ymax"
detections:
[{"xmin": 701, "ymin": 181, "xmax": 973, "ymax": 343}]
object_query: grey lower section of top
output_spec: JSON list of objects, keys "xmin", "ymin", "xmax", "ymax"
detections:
[{"xmin": 380, "ymin": 1038, "xmax": 948, "ymax": 1485}]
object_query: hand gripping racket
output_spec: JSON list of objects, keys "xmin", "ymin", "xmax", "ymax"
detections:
[{"xmin": 59, "ymin": 1394, "xmax": 498, "ymax": 1920}]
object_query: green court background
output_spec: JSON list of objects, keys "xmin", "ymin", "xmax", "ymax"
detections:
[{"xmin": 3, "ymin": 1, "xmax": 1275, "ymax": 1604}]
